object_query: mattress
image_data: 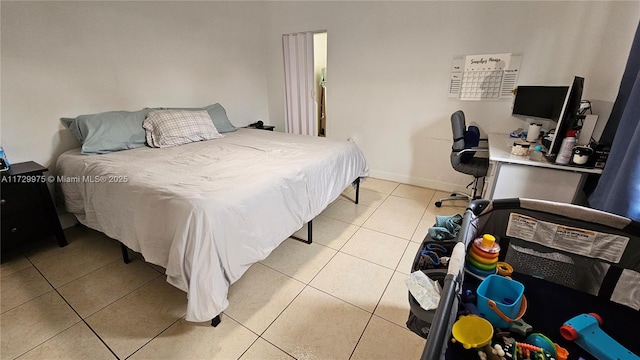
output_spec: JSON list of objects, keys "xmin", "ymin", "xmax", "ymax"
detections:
[{"xmin": 56, "ymin": 128, "xmax": 369, "ymax": 322}]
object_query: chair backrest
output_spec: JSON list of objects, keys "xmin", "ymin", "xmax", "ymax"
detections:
[
  {"xmin": 451, "ymin": 110, "xmax": 480, "ymax": 163},
  {"xmin": 451, "ymin": 110, "xmax": 466, "ymax": 152}
]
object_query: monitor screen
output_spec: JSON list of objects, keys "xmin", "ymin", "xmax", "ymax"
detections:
[
  {"xmin": 546, "ymin": 76, "xmax": 585, "ymax": 161},
  {"xmin": 512, "ymin": 86, "xmax": 569, "ymax": 121}
]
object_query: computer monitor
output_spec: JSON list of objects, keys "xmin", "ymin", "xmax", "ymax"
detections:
[
  {"xmin": 546, "ymin": 76, "xmax": 585, "ymax": 161},
  {"xmin": 512, "ymin": 86, "xmax": 569, "ymax": 121}
]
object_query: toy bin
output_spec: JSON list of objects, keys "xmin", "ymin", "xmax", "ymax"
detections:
[
  {"xmin": 475, "ymin": 275, "xmax": 525, "ymax": 329},
  {"xmin": 412, "ymin": 199, "xmax": 640, "ymax": 360},
  {"xmin": 406, "ymin": 239, "xmax": 459, "ymax": 339}
]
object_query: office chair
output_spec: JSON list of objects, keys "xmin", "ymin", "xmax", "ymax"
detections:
[{"xmin": 435, "ymin": 110, "xmax": 490, "ymax": 207}]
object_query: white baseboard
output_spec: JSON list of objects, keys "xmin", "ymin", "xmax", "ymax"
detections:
[{"xmin": 368, "ymin": 169, "xmax": 466, "ymax": 194}]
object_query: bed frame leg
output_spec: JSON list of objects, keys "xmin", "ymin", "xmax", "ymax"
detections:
[
  {"xmin": 354, "ymin": 178, "xmax": 360, "ymax": 204},
  {"xmin": 290, "ymin": 220, "xmax": 313, "ymax": 244},
  {"xmin": 121, "ymin": 243, "xmax": 131, "ymax": 264},
  {"xmin": 211, "ymin": 315, "xmax": 221, "ymax": 327}
]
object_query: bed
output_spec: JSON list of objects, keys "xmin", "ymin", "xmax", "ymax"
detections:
[{"xmin": 56, "ymin": 127, "xmax": 369, "ymax": 323}]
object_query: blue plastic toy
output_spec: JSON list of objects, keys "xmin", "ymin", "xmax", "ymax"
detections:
[
  {"xmin": 458, "ymin": 290, "xmax": 480, "ymax": 316},
  {"xmin": 560, "ymin": 313, "xmax": 640, "ymax": 360}
]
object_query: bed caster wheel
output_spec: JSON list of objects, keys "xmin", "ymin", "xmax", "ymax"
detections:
[
  {"xmin": 435, "ymin": 201, "xmax": 442, "ymax": 208},
  {"xmin": 211, "ymin": 315, "xmax": 221, "ymax": 327}
]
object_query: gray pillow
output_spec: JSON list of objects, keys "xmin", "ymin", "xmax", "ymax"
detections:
[
  {"xmin": 168, "ymin": 103, "xmax": 237, "ymax": 133},
  {"xmin": 61, "ymin": 109, "xmax": 150, "ymax": 154}
]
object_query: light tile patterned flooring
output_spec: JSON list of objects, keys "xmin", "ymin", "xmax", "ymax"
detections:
[{"xmin": 0, "ymin": 179, "xmax": 468, "ymax": 359}]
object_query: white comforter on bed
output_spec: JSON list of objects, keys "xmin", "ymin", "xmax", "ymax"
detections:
[{"xmin": 56, "ymin": 129, "xmax": 369, "ymax": 322}]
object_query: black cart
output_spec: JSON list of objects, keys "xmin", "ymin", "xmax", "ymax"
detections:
[{"xmin": 408, "ymin": 198, "xmax": 640, "ymax": 360}]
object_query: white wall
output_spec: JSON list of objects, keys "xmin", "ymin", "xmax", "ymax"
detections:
[
  {"xmin": 264, "ymin": 1, "xmax": 640, "ymax": 191},
  {"xmin": 1, "ymin": 1, "xmax": 269, "ymax": 168},
  {"xmin": 2, "ymin": 1, "xmax": 639, "ymax": 194}
]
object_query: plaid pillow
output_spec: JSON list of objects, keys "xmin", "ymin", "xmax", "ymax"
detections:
[{"xmin": 143, "ymin": 110, "xmax": 223, "ymax": 148}]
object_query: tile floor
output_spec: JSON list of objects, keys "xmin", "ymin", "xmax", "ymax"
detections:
[{"xmin": 0, "ymin": 178, "xmax": 468, "ymax": 360}]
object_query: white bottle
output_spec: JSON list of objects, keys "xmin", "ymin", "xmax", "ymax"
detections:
[
  {"xmin": 526, "ymin": 123, "xmax": 542, "ymax": 143},
  {"xmin": 556, "ymin": 136, "xmax": 576, "ymax": 165}
]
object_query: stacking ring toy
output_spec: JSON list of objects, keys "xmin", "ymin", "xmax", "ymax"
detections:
[
  {"xmin": 467, "ymin": 256, "xmax": 498, "ymax": 272},
  {"xmin": 465, "ymin": 234, "xmax": 501, "ymax": 279},
  {"xmin": 466, "ymin": 264, "xmax": 497, "ymax": 278},
  {"xmin": 496, "ymin": 262, "xmax": 514, "ymax": 277},
  {"xmin": 472, "ymin": 234, "xmax": 501, "ymax": 254},
  {"xmin": 469, "ymin": 248, "xmax": 499, "ymax": 265}
]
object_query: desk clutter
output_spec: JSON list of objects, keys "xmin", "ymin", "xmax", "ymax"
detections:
[
  {"xmin": 510, "ymin": 141, "xmax": 531, "ymax": 156},
  {"xmin": 509, "ymin": 126, "xmax": 609, "ymax": 168}
]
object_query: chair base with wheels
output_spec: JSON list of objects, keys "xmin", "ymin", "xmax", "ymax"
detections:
[{"xmin": 435, "ymin": 177, "xmax": 485, "ymax": 207}]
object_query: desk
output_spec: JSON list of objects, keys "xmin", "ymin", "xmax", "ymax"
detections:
[{"xmin": 485, "ymin": 133, "xmax": 602, "ymax": 203}]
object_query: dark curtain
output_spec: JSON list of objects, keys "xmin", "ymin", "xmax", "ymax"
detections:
[{"xmin": 589, "ymin": 21, "xmax": 640, "ymax": 221}]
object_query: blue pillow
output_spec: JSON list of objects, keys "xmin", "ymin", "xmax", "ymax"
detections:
[
  {"xmin": 204, "ymin": 103, "xmax": 237, "ymax": 133},
  {"xmin": 61, "ymin": 109, "xmax": 150, "ymax": 154},
  {"xmin": 168, "ymin": 103, "xmax": 237, "ymax": 133},
  {"xmin": 461, "ymin": 125, "xmax": 480, "ymax": 163},
  {"xmin": 61, "ymin": 117, "xmax": 83, "ymax": 144}
]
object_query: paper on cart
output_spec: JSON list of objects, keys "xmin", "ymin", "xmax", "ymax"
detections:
[{"xmin": 406, "ymin": 271, "xmax": 442, "ymax": 311}]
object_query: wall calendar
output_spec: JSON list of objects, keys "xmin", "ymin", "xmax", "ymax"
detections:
[{"xmin": 448, "ymin": 53, "xmax": 522, "ymax": 101}]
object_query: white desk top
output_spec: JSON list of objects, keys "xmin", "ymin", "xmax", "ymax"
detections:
[{"xmin": 488, "ymin": 133, "xmax": 603, "ymax": 174}]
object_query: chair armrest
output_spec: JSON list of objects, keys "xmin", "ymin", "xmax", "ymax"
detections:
[{"xmin": 455, "ymin": 148, "xmax": 489, "ymax": 156}]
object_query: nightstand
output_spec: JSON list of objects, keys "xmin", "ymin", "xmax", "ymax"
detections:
[
  {"xmin": 245, "ymin": 124, "xmax": 275, "ymax": 131},
  {"xmin": 1, "ymin": 161, "xmax": 67, "ymax": 253}
]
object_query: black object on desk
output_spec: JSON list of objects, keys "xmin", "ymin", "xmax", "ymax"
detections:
[
  {"xmin": 1, "ymin": 161, "xmax": 67, "ymax": 255},
  {"xmin": 245, "ymin": 121, "xmax": 275, "ymax": 131}
]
